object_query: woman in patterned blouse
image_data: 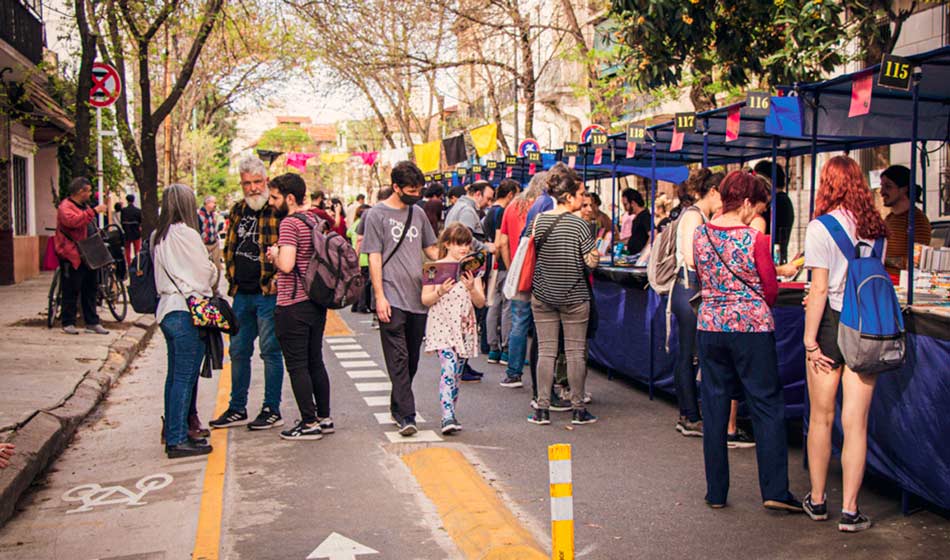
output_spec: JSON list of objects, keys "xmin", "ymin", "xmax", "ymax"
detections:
[{"xmin": 693, "ymin": 171, "xmax": 803, "ymax": 512}]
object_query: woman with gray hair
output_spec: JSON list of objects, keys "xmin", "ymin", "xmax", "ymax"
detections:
[{"xmin": 154, "ymin": 184, "xmax": 218, "ymax": 458}]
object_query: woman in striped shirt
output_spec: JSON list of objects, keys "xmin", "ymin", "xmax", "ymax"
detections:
[{"xmin": 527, "ymin": 163, "xmax": 600, "ymax": 427}]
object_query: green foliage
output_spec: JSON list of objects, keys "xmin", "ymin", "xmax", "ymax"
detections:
[
  {"xmin": 257, "ymin": 124, "xmax": 315, "ymax": 153},
  {"xmin": 609, "ymin": 0, "xmax": 851, "ymax": 92},
  {"xmin": 182, "ymin": 125, "xmax": 231, "ymax": 201}
]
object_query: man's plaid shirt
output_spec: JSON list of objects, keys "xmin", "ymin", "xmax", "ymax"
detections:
[{"xmin": 224, "ymin": 201, "xmax": 279, "ymax": 297}]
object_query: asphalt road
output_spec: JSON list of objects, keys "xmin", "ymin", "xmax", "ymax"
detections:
[{"xmin": 0, "ymin": 308, "xmax": 946, "ymax": 559}]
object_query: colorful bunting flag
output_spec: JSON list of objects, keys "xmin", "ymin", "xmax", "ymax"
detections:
[
  {"xmin": 593, "ymin": 148, "xmax": 604, "ymax": 165},
  {"xmin": 413, "ymin": 141, "xmax": 441, "ymax": 173},
  {"xmin": 286, "ymin": 152, "xmax": 316, "ymax": 171},
  {"xmin": 470, "ymin": 124, "xmax": 498, "ymax": 157},
  {"xmin": 352, "ymin": 151, "xmax": 379, "ymax": 166},
  {"xmin": 670, "ymin": 130, "xmax": 684, "ymax": 152},
  {"xmin": 725, "ymin": 107, "xmax": 740, "ymax": 142},
  {"xmin": 625, "ymin": 142, "xmax": 636, "ymax": 158},
  {"xmin": 849, "ymin": 73, "xmax": 873, "ymax": 117},
  {"xmin": 443, "ymin": 135, "xmax": 468, "ymax": 166},
  {"xmin": 319, "ymin": 153, "xmax": 350, "ymax": 164}
]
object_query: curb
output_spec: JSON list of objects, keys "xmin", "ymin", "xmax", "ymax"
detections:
[{"xmin": 0, "ymin": 315, "xmax": 157, "ymax": 527}]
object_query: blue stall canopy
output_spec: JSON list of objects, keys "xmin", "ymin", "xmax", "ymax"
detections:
[{"xmin": 780, "ymin": 45, "xmax": 950, "ymax": 142}]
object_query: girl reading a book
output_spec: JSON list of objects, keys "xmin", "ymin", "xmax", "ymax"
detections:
[{"xmin": 422, "ymin": 223, "xmax": 487, "ymax": 435}]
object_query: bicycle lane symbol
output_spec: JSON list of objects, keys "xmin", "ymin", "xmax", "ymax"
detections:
[{"xmin": 61, "ymin": 473, "xmax": 173, "ymax": 514}]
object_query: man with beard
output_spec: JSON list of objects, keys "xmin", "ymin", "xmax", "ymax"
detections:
[
  {"xmin": 210, "ymin": 155, "xmax": 286, "ymax": 431},
  {"xmin": 880, "ymin": 164, "xmax": 932, "ymax": 279}
]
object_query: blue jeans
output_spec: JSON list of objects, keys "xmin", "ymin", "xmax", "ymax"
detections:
[
  {"xmin": 161, "ymin": 311, "xmax": 205, "ymax": 446},
  {"xmin": 506, "ymin": 299, "xmax": 534, "ymax": 377},
  {"xmin": 228, "ymin": 293, "xmax": 284, "ymax": 413},
  {"xmin": 670, "ymin": 270, "xmax": 700, "ymax": 421},
  {"xmin": 697, "ymin": 330, "xmax": 793, "ymax": 505}
]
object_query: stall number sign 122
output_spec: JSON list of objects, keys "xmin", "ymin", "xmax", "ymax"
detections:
[{"xmin": 878, "ymin": 54, "xmax": 912, "ymax": 91}]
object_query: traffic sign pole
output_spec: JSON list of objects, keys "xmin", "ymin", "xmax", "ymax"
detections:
[
  {"xmin": 97, "ymin": 106, "xmax": 104, "ymax": 228},
  {"xmin": 89, "ymin": 61, "xmax": 122, "ymax": 228}
]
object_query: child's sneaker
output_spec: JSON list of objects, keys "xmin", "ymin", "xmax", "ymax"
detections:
[{"xmin": 441, "ymin": 416, "xmax": 461, "ymax": 435}]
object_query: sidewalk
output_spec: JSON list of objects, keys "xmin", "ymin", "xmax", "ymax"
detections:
[{"xmin": 0, "ymin": 272, "xmax": 156, "ymax": 526}]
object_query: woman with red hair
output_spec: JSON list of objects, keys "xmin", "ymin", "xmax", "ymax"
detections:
[
  {"xmin": 802, "ymin": 155, "xmax": 887, "ymax": 532},
  {"xmin": 693, "ymin": 170, "xmax": 803, "ymax": 513}
]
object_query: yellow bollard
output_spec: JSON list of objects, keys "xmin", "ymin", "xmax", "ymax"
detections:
[{"xmin": 548, "ymin": 444, "xmax": 574, "ymax": 560}]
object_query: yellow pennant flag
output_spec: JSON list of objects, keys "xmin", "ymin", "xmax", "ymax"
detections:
[
  {"xmin": 413, "ymin": 140, "xmax": 441, "ymax": 173},
  {"xmin": 470, "ymin": 123, "xmax": 498, "ymax": 157},
  {"xmin": 320, "ymin": 153, "xmax": 351, "ymax": 164}
]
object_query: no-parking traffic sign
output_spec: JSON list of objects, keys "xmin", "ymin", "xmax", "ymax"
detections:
[{"xmin": 89, "ymin": 62, "xmax": 121, "ymax": 108}]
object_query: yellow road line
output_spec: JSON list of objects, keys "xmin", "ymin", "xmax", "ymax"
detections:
[
  {"xmin": 402, "ymin": 447, "xmax": 547, "ymax": 560},
  {"xmin": 192, "ymin": 360, "xmax": 232, "ymax": 560},
  {"xmin": 325, "ymin": 309, "xmax": 354, "ymax": 336}
]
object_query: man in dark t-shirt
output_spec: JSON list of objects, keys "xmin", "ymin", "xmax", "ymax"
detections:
[
  {"xmin": 622, "ymin": 188, "xmax": 651, "ymax": 256},
  {"xmin": 120, "ymin": 194, "xmax": 143, "ymax": 265}
]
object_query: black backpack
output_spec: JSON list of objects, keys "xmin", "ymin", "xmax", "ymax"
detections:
[{"xmin": 128, "ymin": 236, "xmax": 158, "ymax": 314}]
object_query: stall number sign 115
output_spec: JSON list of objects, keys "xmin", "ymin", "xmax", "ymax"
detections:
[{"xmin": 878, "ymin": 54, "xmax": 912, "ymax": 91}]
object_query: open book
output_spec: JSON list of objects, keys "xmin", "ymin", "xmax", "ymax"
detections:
[{"xmin": 422, "ymin": 251, "xmax": 486, "ymax": 285}]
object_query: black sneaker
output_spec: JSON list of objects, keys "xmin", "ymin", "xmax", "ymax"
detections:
[
  {"xmin": 764, "ymin": 495, "xmax": 804, "ymax": 513},
  {"xmin": 528, "ymin": 409, "xmax": 550, "ymax": 425},
  {"xmin": 441, "ymin": 416, "xmax": 461, "ymax": 435},
  {"xmin": 209, "ymin": 408, "xmax": 249, "ymax": 429},
  {"xmin": 499, "ymin": 375, "xmax": 523, "ymax": 388},
  {"xmin": 676, "ymin": 416, "xmax": 703, "ymax": 437},
  {"xmin": 803, "ymin": 493, "xmax": 829, "ymax": 521},
  {"xmin": 397, "ymin": 416, "xmax": 417, "ymax": 436},
  {"xmin": 572, "ymin": 409, "xmax": 598, "ymax": 425},
  {"xmin": 464, "ymin": 364, "xmax": 484, "ymax": 378},
  {"xmin": 549, "ymin": 395, "xmax": 572, "ymax": 412},
  {"xmin": 460, "ymin": 370, "xmax": 482, "ymax": 383},
  {"xmin": 247, "ymin": 406, "xmax": 284, "ymax": 430},
  {"xmin": 318, "ymin": 417, "xmax": 335, "ymax": 434},
  {"xmin": 838, "ymin": 510, "xmax": 872, "ymax": 532},
  {"xmin": 166, "ymin": 440, "xmax": 213, "ymax": 458},
  {"xmin": 280, "ymin": 420, "xmax": 323, "ymax": 441},
  {"xmin": 727, "ymin": 428, "xmax": 756, "ymax": 448}
]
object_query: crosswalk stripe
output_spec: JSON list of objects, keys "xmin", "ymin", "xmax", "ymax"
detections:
[
  {"xmin": 326, "ymin": 337, "xmax": 357, "ymax": 343},
  {"xmin": 334, "ymin": 351, "xmax": 371, "ymax": 359},
  {"xmin": 345, "ymin": 369, "xmax": 388, "ymax": 379},
  {"xmin": 355, "ymin": 381, "xmax": 392, "ymax": 392},
  {"xmin": 373, "ymin": 412, "xmax": 426, "ymax": 425},
  {"xmin": 384, "ymin": 430, "xmax": 443, "ymax": 443},
  {"xmin": 329, "ymin": 344, "xmax": 363, "ymax": 351},
  {"xmin": 341, "ymin": 360, "xmax": 377, "ymax": 368},
  {"xmin": 363, "ymin": 396, "xmax": 390, "ymax": 407}
]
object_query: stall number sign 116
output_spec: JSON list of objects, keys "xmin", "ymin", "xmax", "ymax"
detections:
[{"xmin": 879, "ymin": 54, "xmax": 912, "ymax": 90}]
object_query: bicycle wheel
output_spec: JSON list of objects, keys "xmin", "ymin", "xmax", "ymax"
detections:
[
  {"xmin": 47, "ymin": 268, "xmax": 62, "ymax": 329},
  {"xmin": 105, "ymin": 267, "xmax": 128, "ymax": 322}
]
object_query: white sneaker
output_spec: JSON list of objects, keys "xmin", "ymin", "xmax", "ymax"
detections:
[
  {"xmin": 62, "ymin": 325, "xmax": 80, "ymax": 335},
  {"xmin": 85, "ymin": 324, "xmax": 109, "ymax": 335}
]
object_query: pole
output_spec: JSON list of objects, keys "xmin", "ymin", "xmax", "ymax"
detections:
[
  {"xmin": 920, "ymin": 141, "xmax": 927, "ymax": 214},
  {"xmin": 648, "ymin": 141, "xmax": 657, "ymax": 400},
  {"xmin": 808, "ymin": 93, "xmax": 820, "ymax": 219},
  {"xmin": 192, "ymin": 107, "xmax": 198, "ymax": 188},
  {"xmin": 702, "ymin": 118, "xmax": 709, "ymax": 168},
  {"xmin": 770, "ymin": 136, "xmax": 778, "ymax": 258},
  {"xmin": 96, "ymin": 106, "xmax": 104, "ymax": 228},
  {"xmin": 548, "ymin": 444, "xmax": 574, "ymax": 560},
  {"xmin": 609, "ymin": 141, "xmax": 617, "ymax": 267},
  {"xmin": 907, "ymin": 76, "xmax": 921, "ymax": 306}
]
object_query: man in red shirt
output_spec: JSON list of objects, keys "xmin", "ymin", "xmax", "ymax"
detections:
[{"xmin": 54, "ymin": 177, "xmax": 109, "ymax": 335}]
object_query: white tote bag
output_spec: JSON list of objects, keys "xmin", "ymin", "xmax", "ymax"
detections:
[{"xmin": 503, "ymin": 237, "xmax": 531, "ymax": 300}]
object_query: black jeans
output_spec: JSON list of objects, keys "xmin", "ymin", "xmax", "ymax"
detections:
[
  {"xmin": 670, "ymin": 270, "xmax": 701, "ymax": 422},
  {"xmin": 61, "ymin": 260, "xmax": 100, "ymax": 327},
  {"xmin": 697, "ymin": 330, "xmax": 793, "ymax": 505},
  {"xmin": 379, "ymin": 307, "xmax": 428, "ymax": 420},
  {"xmin": 274, "ymin": 301, "xmax": 330, "ymax": 423}
]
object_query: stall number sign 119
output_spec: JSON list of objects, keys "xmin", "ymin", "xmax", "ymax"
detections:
[{"xmin": 878, "ymin": 54, "xmax": 912, "ymax": 91}]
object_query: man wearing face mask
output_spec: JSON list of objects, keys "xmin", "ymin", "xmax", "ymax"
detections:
[
  {"xmin": 361, "ymin": 161, "xmax": 440, "ymax": 436},
  {"xmin": 211, "ymin": 155, "xmax": 286, "ymax": 431}
]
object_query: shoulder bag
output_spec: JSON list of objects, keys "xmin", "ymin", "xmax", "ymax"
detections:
[{"xmin": 701, "ymin": 226, "xmax": 767, "ymax": 307}]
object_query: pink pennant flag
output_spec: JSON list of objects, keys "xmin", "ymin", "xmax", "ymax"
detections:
[
  {"xmin": 355, "ymin": 151, "xmax": 379, "ymax": 166},
  {"xmin": 670, "ymin": 131, "xmax": 684, "ymax": 152},
  {"xmin": 849, "ymin": 73, "xmax": 873, "ymax": 117},
  {"xmin": 626, "ymin": 142, "xmax": 636, "ymax": 158},
  {"xmin": 528, "ymin": 163, "xmax": 537, "ymax": 176},
  {"xmin": 489, "ymin": 170, "xmax": 494, "ymax": 181},
  {"xmin": 286, "ymin": 152, "xmax": 316, "ymax": 171},
  {"xmin": 593, "ymin": 148, "xmax": 604, "ymax": 165},
  {"xmin": 505, "ymin": 166, "xmax": 513, "ymax": 178},
  {"xmin": 725, "ymin": 107, "xmax": 740, "ymax": 142},
  {"xmin": 475, "ymin": 174, "xmax": 481, "ymax": 182},
  {"xmin": 568, "ymin": 155, "xmax": 576, "ymax": 168}
]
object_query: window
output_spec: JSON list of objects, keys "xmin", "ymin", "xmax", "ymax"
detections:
[{"xmin": 12, "ymin": 155, "xmax": 28, "ymax": 236}]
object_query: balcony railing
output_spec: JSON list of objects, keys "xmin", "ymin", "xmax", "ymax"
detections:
[{"xmin": 1, "ymin": 0, "xmax": 44, "ymax": 66}]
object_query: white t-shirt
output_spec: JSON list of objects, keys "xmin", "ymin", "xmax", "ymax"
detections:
[{"xmin": 804, "ymin": 209, "xmax": 886, "ymax": 311}]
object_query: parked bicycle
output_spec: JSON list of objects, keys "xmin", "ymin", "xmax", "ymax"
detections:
[{"xmin": 46, "ymin": 224, "xmax": 129, "ymax": 328}]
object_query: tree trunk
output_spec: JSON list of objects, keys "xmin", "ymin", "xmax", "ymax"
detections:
[
  {"xmin": 71, "ymin": 0, "xmax": 97, "ymax": 180},
  {"xmin": 689, "ymin": 75, "xmax": 716, "ymax": 112},
  {"xmin": 139, "ymin": 130, "xmax": 160, "ymax": 235},
  {"xmin": 515, "ymin": 12, "xmax": 535, "ymax": 139}
]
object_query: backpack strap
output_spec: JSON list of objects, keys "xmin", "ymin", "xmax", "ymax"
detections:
[
  {"xmin": 871, "ymin": 237, "xmax": 884, "ymax": 259},
  {"xmin": 817, "ymin": 214, "xmax": 857, "ymax": 261}
]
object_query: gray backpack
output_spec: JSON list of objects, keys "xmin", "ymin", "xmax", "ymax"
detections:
[
  {"xmin": 290, "ymin": 213, "xmax": 364, "ymax": 309},
  {"xmin": 647, "ymin": 206, "xmax": 702, "ymax": 352}
]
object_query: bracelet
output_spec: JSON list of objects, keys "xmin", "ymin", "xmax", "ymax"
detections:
[{"xmin": 805, "ymin": 345, "xmax": 819, "ymax": 353}]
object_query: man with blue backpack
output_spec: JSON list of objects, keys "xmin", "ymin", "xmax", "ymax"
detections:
[{"xmin": 801, "ymin": 156, "xmax": 905, "ymax": 533}]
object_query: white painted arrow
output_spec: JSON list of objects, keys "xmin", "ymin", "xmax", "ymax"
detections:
[{"xmin": 306, "ymin": 532, "xmax": 379, "ymax": 560}]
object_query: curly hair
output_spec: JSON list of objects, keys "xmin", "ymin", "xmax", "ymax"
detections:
[
  {"xmin": 815, "ymin": 156, "xmax": 887, "ymax": 239},
  {"xmin": 680, "ymin": 167, "xmax": 723, "ymax": 205}
]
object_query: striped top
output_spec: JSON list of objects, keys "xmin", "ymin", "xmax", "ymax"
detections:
[
  {"xmin": 884, "ymin": 207, "xmax": 931, "ymax": 277},
  {"xmin": 531, "ymin": 212, "xmax": 596, "ymax": 306},
  {"xmin": 276, "ymin": 213, "xmax": 316, "ymax": 307}
]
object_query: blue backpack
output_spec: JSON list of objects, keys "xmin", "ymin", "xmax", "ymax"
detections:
[{"xmin": 818, "ymin": 215, "xmax": 905, "ymax": 373}]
